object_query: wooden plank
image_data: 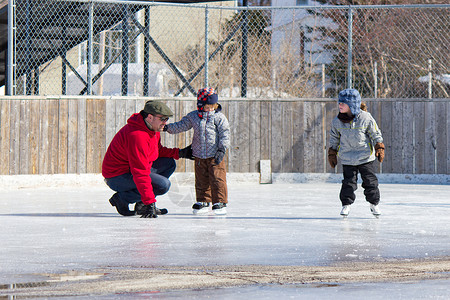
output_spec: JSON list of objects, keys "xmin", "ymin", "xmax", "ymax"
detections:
[
  {"xmin": 391, "ymin": 101, "xmax": 403, "ymax": 173},
  {"xmin": 48, "ymin": 100, "xmax": 59, "ymax": 174},
  {"xmin": 77, "ymin": 98, "xmax": 87, "ymax": 173},
  {"xmin": 281, "ymin": 101, "xmax": 293, "ymax": 172},
  {"xmin": 9, "ymin": 100, "xmax": 20, "ymax": 175},
  {"xmin": 413, "ymin": 102, "xmax": 425, "ymax": 174},
  {"xmin": 115, "ymin": 98, "xmax": 127, "ymax": 134},
  {"xmin": 402, "ymin": 102, "xmax": 414, "ymax": 174},
  {"xmin": 67, "ymin": 99, "xmax": 78, "ymax": 174},
  {"xmin": 448, "ymin": 102, "xmax": 450, "ymax": 175},
  {"xmin": 97, "ymin": 98, "xmax": 106, "ymax": 173},
  {"xmin": 314, "ymin": 102, "xmax": 325, "ymax": 173},
  {"xmin": 260, "ymin": 101, "xmax": 271, "ymax": 161},
  {"xmin": 126, "ymin": 98, "xmax": 136, "ymax": 120},
  {"xmin": 324, "ymin": 101, "xmax": 336, "ymax": 173},
  {"xmin": 292, "ymin": 101, "xmax": 304, "ymax": 172},
  {"xmin": 19, "ymin": 99, "xmax": 30, "ymax": 174},
  {"xmin": 228, "ymin": 101, "xmax": 239, "ymax": 172},
  {"xmin": 303, "ymin": 102, "xmax": 315, "ymax": 172},
  {"xmin": 435, "ymin": 101, "xmax": 447, "ymax": 174},
  {"xmin": 105, "ymin": 98, "xmax": 116, "ymax": 148},
  {"xmin": 270, "ymin": 101, "xmax": 283, "ymax": 173},
  {"xmin": 172, "ymin": 99, "xmax": 185, "ymax": 173},
  {"xmin": 86, "ymin": 99, "xmax": 95, "ymax": 173},
  {"xmin": 238, "ymin": 100, "xmax": 250, "ymax": 172},
  {"xmin": 248, "ymin": 100, "xmax": 261, "ymax": 172},
  {"xmin": 163, "ymin": 99, "xmax": 176, "ymax": 149},
  {"xmin": 0, "ymin": 100, "xmax": 11, "ymax": 174},
  {"xmin": 58, "ymin": 99, "xmax": 69, "ymax": 174},
  {"xmin": 380, "ymin": 101, "xmax": 393, "ymax": 173},
  {"xmin": 424, "ymin": 102, "xmax": 436, "ymax": 174},
  {"xmin": 38, "ymin": 100, "xmax": 49, "ymax": 174},
  {"xmin": 28, "ymin": 99, "xmax": 40, "ymax": 174}
]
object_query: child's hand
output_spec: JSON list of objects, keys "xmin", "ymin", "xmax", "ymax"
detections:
[
  {"xmin": 375, "ymin": 142, "xmax": 385, "ymax": 163},
  {"xmin": 328, "ymin": 148, "xmax": 337, "ymax": 168},
  {"xmin": 214, "ymin": 148, "xmax": 226, "ymax": 164}
]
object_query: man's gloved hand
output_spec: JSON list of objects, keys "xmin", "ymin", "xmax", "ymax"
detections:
[
  {"xmin": 163, "ymin": 125, "xmax": 168, "ymax": 131},
  {"xmin": 375, "ymin": 142, "xmax": 385, "ymax": 163},
  {"xmin": 328, "ymin": 147, "xmax": 338, "ymax": 168},
  {"xmin": 179, "ymin": 145, "xmax": 194, "ymax": 160},
  {"xmin": 140, "ymin": 202, "xmax": 158, "ymax": 218},
  {"xmin": 214, "ymin": 148, "xmax": 226, "ymax": 164}
]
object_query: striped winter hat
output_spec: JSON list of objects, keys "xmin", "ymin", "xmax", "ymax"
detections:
[{"xmin": 197, "ymin": 87, "xmax": 218, "ymax": 110}]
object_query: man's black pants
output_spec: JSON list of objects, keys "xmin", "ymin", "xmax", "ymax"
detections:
[{"xmin": 340, "ymin": 161, "xmax": 380, "ymax": 206}]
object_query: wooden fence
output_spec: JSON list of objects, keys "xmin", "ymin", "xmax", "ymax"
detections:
[{"xmin": 0, "ymin": 97, "xmax": 449, "ymax": 175}]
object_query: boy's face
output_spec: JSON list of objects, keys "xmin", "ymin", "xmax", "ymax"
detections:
[
  {"xmin": 339, "ymin": 102, "xmax": 351, "ymax": 114},
  {"xmin": 202, "ymin": 104, "xmax": 215, "ymax": 112}
]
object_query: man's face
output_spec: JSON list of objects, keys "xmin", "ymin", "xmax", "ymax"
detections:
[{"xmin": 146, "ymin": 114, "xmax": 169, "ymax": 131}]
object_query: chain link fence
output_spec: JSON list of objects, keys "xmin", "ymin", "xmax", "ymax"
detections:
[{"xmin": 7, "ymin": 1, "xmax": 449, "ymax": 99}]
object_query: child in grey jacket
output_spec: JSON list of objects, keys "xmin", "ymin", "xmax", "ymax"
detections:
[
  {"xmin": 328, "ymin": 89, "xmax": 385, "ymax": 218},
  {"xmin": 165, "ymin": 88, "xmax": 230, "ymax": 215}
]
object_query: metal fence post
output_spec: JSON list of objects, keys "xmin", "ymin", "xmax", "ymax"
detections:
[
  {"xmin": 241, "ymin": 3, "xmax": 248, "ymax": 98},
  {"xmin": 6, "ymin": 0, "xmax": 16, "ymax": 95},
  {"xmin": 143, "ymin": 6, "xmax": 150, "ymax": 96},
  {"xmin": 374, "ymin": 61, "xmax": 378, "ymax": 98},
  {"xmin": 347, "ymin": 6, "xmax": 353, "ymax": 89},
  {"xmin": 25, "ymin": 0, "xmax": 32, "ymax": 95},
  {"xmin": 322, "ymin": 64, "xmax": 325, "ymax": 97},
  {"xmin": 86, "ymin": 1, "xmax": 94, "ymax": 95},
  {"xmin": 204, "ymin": 5, "xmax": 209, "ymax": 88},
  {"xmin": 122, "ymin": 4, "xmax": 129, "ymax": 96},
  {"xmin": 428, "ymin": 58, "xmax": 432, "ymax": 99}
]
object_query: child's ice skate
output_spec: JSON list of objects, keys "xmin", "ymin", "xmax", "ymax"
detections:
[
  {"xmin": 340, "ymin": 205, "xmax": 350, "ymax": 218},
  {"xmin": 370, "ymin": 204, "xmax": 381, "ymax": 218},
  {"xmin": 212, "ymin": 203, "xmax": 227, "ymax": 215},
  {"xmin": 192, "ymin": 202, "xmax": 210, "ymax": 215}
]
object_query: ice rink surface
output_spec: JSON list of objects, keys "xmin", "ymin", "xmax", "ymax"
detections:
[{"xmin": 1, "ymin": 174, "xmax": 449, "ymax": 298}]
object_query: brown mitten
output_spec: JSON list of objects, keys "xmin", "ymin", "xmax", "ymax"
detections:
[
  {"xmin": 328, "ymin": 148, "xmax": 338, "ymax": 168},
  {"xmin": 375, "ymin": 142, "xmax": 385, "ymax": 163}
]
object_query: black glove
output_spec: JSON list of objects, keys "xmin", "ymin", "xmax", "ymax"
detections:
[
  {"xmin": 163, "ymin": 125, "xmax": 168, "ymax": 131},
  {"xmin": 179, "ymin": 145, "xmax": 194, "ymax": 160},
  {"xmin": 214, "ymin": 148, "xmax": 226, "ymax": 164},
  {"xmin": 140, "ymin": 203, "xmax": 158, "ymax": 218}
]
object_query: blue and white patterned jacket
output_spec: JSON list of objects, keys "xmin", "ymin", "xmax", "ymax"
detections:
[{"xmin": 165, "ymin": 107, "xmax": 230, "ymax": 159}]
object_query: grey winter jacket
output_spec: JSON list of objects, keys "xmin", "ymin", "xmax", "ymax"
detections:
[
  {"xmin": 165, "ymin": 109, "xmax": 230, "ymax": 159},
  {"xmin": 329, "ymin": 111, "xmax": 383, "ymax": 166}
]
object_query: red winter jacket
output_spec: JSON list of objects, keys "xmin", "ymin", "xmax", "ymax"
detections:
[{"xmin": 102, "ymin": 113, "xmax": 179, "ymax": 204}]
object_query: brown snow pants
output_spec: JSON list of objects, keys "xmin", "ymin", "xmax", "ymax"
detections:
[{"xmin": 194, "ymin": 157, "xmax": 228, "ymax": 204}]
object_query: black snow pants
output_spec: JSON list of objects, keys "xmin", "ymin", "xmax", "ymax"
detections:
[{"xmin": 340, "ymin": 161, "xmax": 380, "ymax": 206}]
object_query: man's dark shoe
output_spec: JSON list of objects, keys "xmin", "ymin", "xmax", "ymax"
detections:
[
  {"xmin": 135, "ymin": 201, "xmax": 168, "ymax": 215},
  {"xmin": 109, "ymin": 193, "xmax": 135, "ymax": 216}
]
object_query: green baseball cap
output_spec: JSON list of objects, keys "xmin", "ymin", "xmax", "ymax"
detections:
[{"xmin": 143, "ymin": 100, "xmax": 173, "ymax": 117}]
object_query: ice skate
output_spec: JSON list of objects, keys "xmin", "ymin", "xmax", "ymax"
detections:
[
  {"xmin": 340, "ymin": 205, "xmax": 350, "ymax": 218},
  {"xmin": 212, "ymin": 203, "xmax": 227, "ymax": 215},
  {"xmin": 370, "ymin": 204, "xmax": 381, "ymax": 218},
  {"xmin": 192, "ymin": 202, "xmax": 210, "ymax": 215}
]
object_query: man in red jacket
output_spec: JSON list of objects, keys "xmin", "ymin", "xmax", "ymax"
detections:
[{"xmin": 102, "ymin": 101, "xmax": 193, "ymax": 218}]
